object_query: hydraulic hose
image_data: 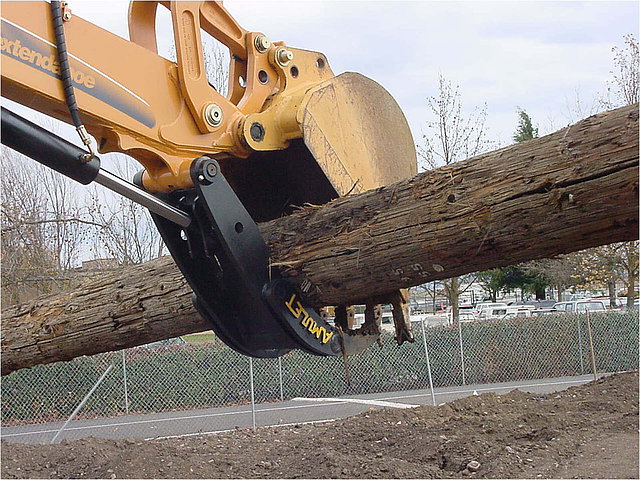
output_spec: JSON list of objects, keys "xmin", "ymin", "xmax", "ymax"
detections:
[
  {"xmin": 50, "ymin": 1, "xmax": 96, "ymax": 160},
  {"xmin": 50, "ymin": 1, "xmax": 81, "ymax": 128}
]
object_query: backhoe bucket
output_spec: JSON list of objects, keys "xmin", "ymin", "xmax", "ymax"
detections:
[
  {"xmin": 220, "ymin": 72, "xmax": 417, "ymax": 223},
  {"xmin": 301, "ymin": 72, "xmax": 417, "ymax": 196}
]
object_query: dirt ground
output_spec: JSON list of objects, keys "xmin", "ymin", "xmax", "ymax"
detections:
[{"xmin": 2, "ymin": 371, "xmax": 638, "ymax": 479}]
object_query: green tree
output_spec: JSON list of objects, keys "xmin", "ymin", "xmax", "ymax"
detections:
[
  {"xmin": 476, "ymin": 269, "xmax": 503, "ymax": 302},
  {"xmin": 513, "ymin": 108, "xmax": 539, "ymax": 143},
  {"xmin": 499, "ymin": 266, "xmax": 548, "ymax": 301}
]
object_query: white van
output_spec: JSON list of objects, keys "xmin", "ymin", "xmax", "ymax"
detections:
[
  {"xmin": 501, "ymin": 308, "xmax": 533, "ymax": 320},
  {"xmin": 552, "ymin": 300, "xmax": 606, "ymax": 313},
  {"xmin": 474, "ymin": 303, "xmax": 508, "ymax": 320},
  {"xmin": 446, "ymin": 309, "xmax": 476, "ymax": 324},
  {"xmin": 446, "ymin": 305, "xmax": 475, "ymax": 324},
  {"xmin": 484, "ymin": 307, "xmax": 509, "ymax": 320}
]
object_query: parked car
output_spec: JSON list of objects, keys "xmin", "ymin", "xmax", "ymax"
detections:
[
  {"xmin": 590, "ymin": 297, "xmax": 617, "ymax": 308},
  {"xmin": 501, "ymin": 308, "xmax": 533, "ymax": 320},
  {"xmin": 447, "ymin": 305, "xmax": 475, "ymax": 324},
  {"xmin": 353, "ymin": 311, "xmax": 396, "ymax": 332},
  {"xmin": 479, "ymin": 306, "xmax": 533, "ymax": 320},
  {"xmin": 552, "ymin": 300, "xmax": 606, "ymax": 313},
  {"xmin": 617, "ymin": 299, "xmax": 640, "ymax": 313},
  {"xmin": 380, "ymin": 312, "xmax": 395, "ymax": 332},
  {"xmin": 531, "ymin": 308, "xmax": 560, "ymax": 317},
  {"xmin": 447, "ymin": 310, "xmax": 476, "ymax": 324},
  {"xmin": 459, "ymin": 311, "xmax": 476, "ymax": 323},
  {"xmin": 138, "ymin": 337, "xmax": 187, "ymax": 349},
  {"xmin": 484, "ymin": 307, "xmax": 509, "ymax": 320},
  {"xmin": 511, "ymin": 304, "xmax": 536, "ymax": 310},
  {"xmin": 552, "ymin": 302, "xmax": 569, "ymax": 312},
  {"xmin": 474, "ymin": 302, "xmax": 508, "ymax": 320}
]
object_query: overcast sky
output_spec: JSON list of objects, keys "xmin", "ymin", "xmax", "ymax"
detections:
[
  {"xmin": 5, "ymin": 1, "xmax": 638, "ymax": 151},
  {"xmin": 2, "ymin": 1, "xmax": 637, "ymax": 265},
  {"xmin": 62, "ymin": 0, "xmax": 639, "ymax": 149}
]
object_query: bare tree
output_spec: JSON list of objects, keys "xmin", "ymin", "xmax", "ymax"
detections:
[
  {"xmin": 413, "ymin": 281, "xmax": 445, "ymax": 314},
  {"xmin": 601, "ymin": 34, "xmax": 639, "ymax": 108},
  {"xmin": 418, "ymin": 74, "xmax": 492, "ymax": 170},
  {"xmin": 560, "ymin": 87, "xmax": 601, "ymax": 124},
  {"xmin": 581, "ymin": 35, "xmax": 640, "ymax": 307},
  {"xmin": 39, "ymin": 165, "xmax": 94, "ymax": 271},
  {"xmin": 577, "ymin": 242, "xmax": 639, "ymax": 308},
  {"xmin": 525, "ymin": 256, "xmax": 582, "ymax": 302},
  {"xmin": 202, "ymin": 37, "xmax": 230, "ymax": 97},
  {"xmin": 548, "ymin": 35, "xmax": 638, "ymax": 135},
  {"xmin": 169, "ymin": 33, "xmax": 230, "ymax": 96},
  {"xmin": 418, "ymin": 73, "xmax": 493, "ymax": 322},
  {"xmin": 2, "ymin": 149, "xmax": 54, "ymax": 303},
  {"xmin": 604, "ymin": 35, "xmax": 638, "ymax": 307},
  {"xmin": 88, "ymin": 156, "xmax": 165, "ymax": 265},
  {"xmin": 1, "ymin": 147, "xmax": 96, "ymax": 304}
]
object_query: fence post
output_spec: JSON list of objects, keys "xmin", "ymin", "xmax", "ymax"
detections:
[
  {"xmin": 249, "ymin": 358, "xmax": 257, "ymax": 431},
  {"xmin": 278, "ymin": 357, "xmax": 284, "ymax": 402},
  {"xmin": 51, "ymin": 364, "xmax": 114, "ymax": 444},
  {"xmin": 122, "ymin": 350, "xmax": 129, "ymax": 414},
  {"xmin": 576, "ymin": 316, "xmax": 585, "ymax": 374},
  {"xmin": 585, "ymin": 311, "xmax": 598, "ymax": 381},
  {"xmin": 457, "ymin": 317, "xmax": 467, "ymax": 385},
  {"xmin": 420, "ymin": 318, "xmax": 437, "ymax": 406}
]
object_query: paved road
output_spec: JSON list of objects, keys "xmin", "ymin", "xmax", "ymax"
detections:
[{"xmin": 2, "ymin": 374, "xmax": 601, "ymax": 445}]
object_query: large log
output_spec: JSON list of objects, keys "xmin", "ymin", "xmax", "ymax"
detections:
[{"xmin": 2, "ymin": 104, "xmax": 638, "ymax": 374}]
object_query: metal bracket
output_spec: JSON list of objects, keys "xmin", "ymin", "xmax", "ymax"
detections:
[{"xmin": 150, "ymin": 157, "xmax": 344, "ymax": 357}]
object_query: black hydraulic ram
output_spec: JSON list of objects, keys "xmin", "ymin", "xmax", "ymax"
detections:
[{"xmin": 1, "ymin": 107, "xmax": 191, "ymax": 228}]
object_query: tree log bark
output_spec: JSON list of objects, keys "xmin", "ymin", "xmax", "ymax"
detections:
[{"xmin": 2, "ymin": 104, "xmax": 638, "ymax": 374}]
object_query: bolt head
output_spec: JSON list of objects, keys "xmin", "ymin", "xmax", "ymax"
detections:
[
  {"xmin": 254, "ymin": 35, "xmax": 271, "ymax": 53},
  {"xmin": 204, "ymin": 104, "xmax": 223, "ymax": 127},
  {"xmin": 197, "ymin": 160, "xmax": 218, "ymax": 185},
  {"xmin": 276, "ymin": 48, "xmax": 293, "ymax": 66},
  {"xmin": 205, "ymin": 162, "xmax": 217, "ymax": 178},
  {"xmin": 250, "ymin": 122, "xmax": 265, "ymax": 142}
]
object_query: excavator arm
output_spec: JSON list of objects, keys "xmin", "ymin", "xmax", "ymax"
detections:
[{"xmin": 1, "ymin": 1, "xmax": 417, "ymax": 358}]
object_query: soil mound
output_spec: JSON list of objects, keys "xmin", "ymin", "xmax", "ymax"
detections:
[{"xmin": 2, "ymin": 371, "xmax": 638, "ymax": 478}]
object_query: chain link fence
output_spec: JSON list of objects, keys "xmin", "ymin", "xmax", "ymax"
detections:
[{"xmin": 2, "ymin": 311, "xmax": 638, "ymax": 432}]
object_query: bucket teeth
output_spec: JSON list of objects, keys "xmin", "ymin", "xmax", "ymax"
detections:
[
  {"xmin": 334, "ymin": 304, "xmax": 349, "ymax": 330},
  {"xmin": 362, "ymin": 303, "xmax": 382, "ymax": 335},
  {"xmin": 389, "ymin": 289, "xmax": 415, "ymax": 345},
  {"xmin": 366, "ymin": 289, "xmax": 414, "ymax": 345},
  {"xmin": 327, "ymin": 287, "xmax": 414, "ymax": 355}
]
